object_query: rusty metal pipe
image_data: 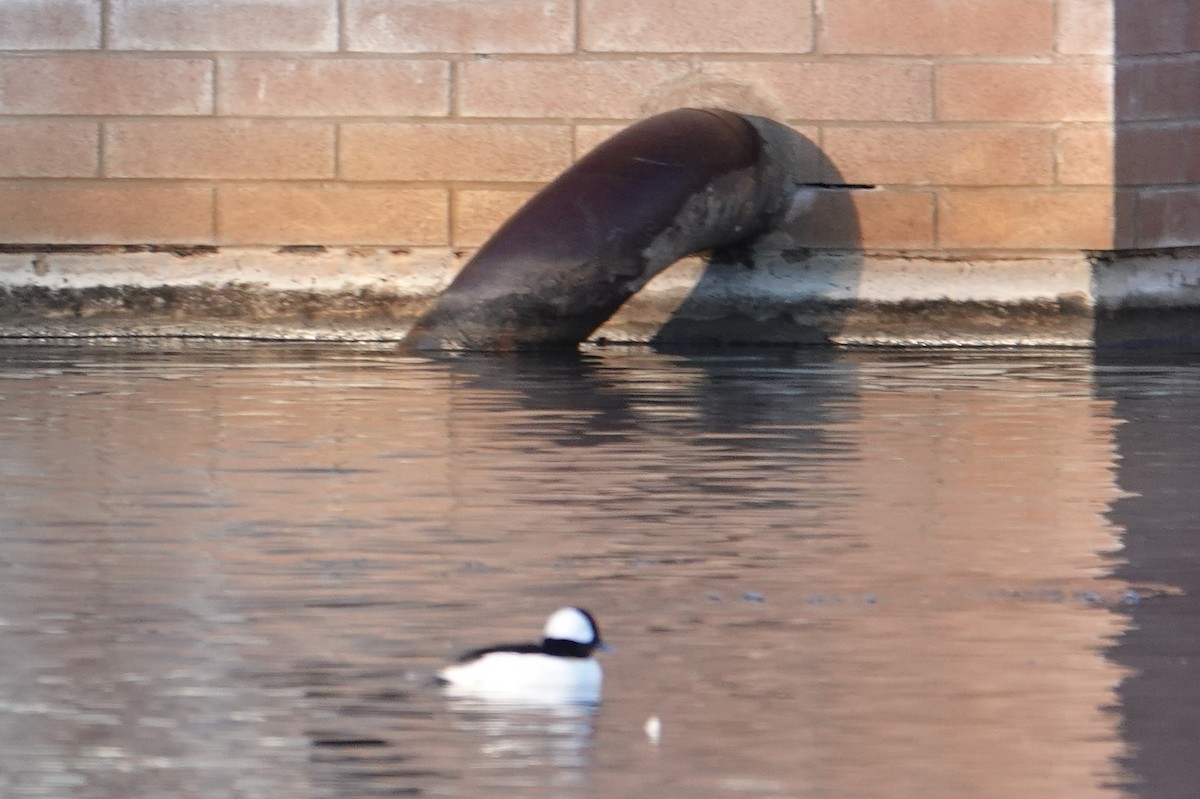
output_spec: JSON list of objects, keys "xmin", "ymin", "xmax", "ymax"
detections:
[{"xmin": 402, "ymin": 108, "xmax": 811, "ymax": 351}]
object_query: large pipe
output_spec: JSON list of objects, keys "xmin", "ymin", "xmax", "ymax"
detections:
[{"xmin": 402, "ymin": 108, "xmax": 812, "ymax": 351}]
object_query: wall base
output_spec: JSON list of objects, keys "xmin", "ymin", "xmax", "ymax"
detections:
[{"xmin": 2, "ymin": 245, "xmax": 1199, "ymax": 348}]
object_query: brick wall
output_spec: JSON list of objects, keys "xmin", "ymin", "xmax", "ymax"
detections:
[
  {"xmin": 0, "ymin": 0, "xmax": 1195, "ymax": 256},
  {"xmin": 1114, "ymin": 0, "xmax": 1200, "ymax": 248}
]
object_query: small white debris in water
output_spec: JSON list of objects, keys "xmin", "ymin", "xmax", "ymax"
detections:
[{"xmin": 644, "ymin": 715, "xmax": 662, "ymax": 745}]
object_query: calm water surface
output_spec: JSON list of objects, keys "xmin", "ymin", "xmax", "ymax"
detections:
[{"xmin": 1, "ymin": 343, "xmax": 1198, "ymax": 798}]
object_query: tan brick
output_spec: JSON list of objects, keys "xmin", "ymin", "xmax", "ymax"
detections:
[
  {"xmin": 453, "ymin": 189, "xmax": 537, "ymax": 247},
  {"xmin": 856, "ymin": 190, "xmax": 938, "ymax": 249},
  {"xmin": 0, "ymin": 0, "xmax": 100, "ymax": 49},
  {"xmin": 938, "ymin": 189, "xmax": 1113, "ymax": 249},
  {"xmin": 1115, "ymin": 0, "xmax": 1189, "ymax": 55},
  {"xmin": 1057, "ymin": 0, "xmax": 1114, "ymax": 54},
  {"xmin": 1114, "ymin": 123, "xmax": 1200, "ymax": 185},
  {"xmin": 823, "ymin": 127, "xmax": 1054, "ymax": 186},
  {"xmin": 345, "ymin": 0, "xmax": 574, "ymax": 53},
  {"xmin": 105, "ymin": 120, "xmax": 334, "ymax": 179},
  {"xmin": 0, "ymin": 57, "xmax": 212, "ymax": 115},
  {"xmin": 1057, "ymin": 126, "xmax": 1114, "ymax": 185},
  {"xmin": 1116, "ymin": 58, "xmax": 1200, "ymax": 121},
  {"xmin": 340, "ymin": 123, "xmax": 572, "ymax": 181},
  {"xmin": 703, "ymin": 61, "xmax": 933, "ymax": 122},
  {"xmin": 459, "ymin": 60, "xmax": 691, "ymax": 118},
  {"xmin": 1114, "ymin": 187, "xmax": 1139, "ymax": 248},
  {"xmin": 1134, "ymin": 187, "xmax": 1200, "ymax": 247},
  {"xmin": 821, "ymin": 0, "xmax": 1053, "ymax": 55},
  {"xmin": 0, "ymin": 184, "xmax": 214, "ymax": 244},
  {"xmin": 581, "ymin": 0, "xmax": 811, "ymax": 53},
  {"xmin": 219, "ymin": 58, "xmax": 450, "ymax": 117},
  {"xmin": 574, "ymin": 124, "xmax": 627, "ymax": 159},
  {"xmin": 0, "ymin": 121, "xmax": 98, "ymax": 178},
  {"xmin": 109, "ymin": 0, "xmax": 337, "ymax": 51},
  {"xmin": 218, "ymin": 186, "xmax": 447, "ymax": 245},
  {"xmin": 787, "ymin": 189, "xmax": 935, "ymax": 249},
  {"xmin": 936, "ymin": 63, "xmax": 1112, "ymax": 123}
]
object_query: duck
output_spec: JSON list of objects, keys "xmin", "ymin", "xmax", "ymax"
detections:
[{"xmin": 438, "ymin": 607, "xmax": 607, "ymax": 702}]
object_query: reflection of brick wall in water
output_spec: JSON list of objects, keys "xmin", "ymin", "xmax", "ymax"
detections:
[{"xmin": 0, "ymin": 1, "xmax": 1195, "ymax": 258}]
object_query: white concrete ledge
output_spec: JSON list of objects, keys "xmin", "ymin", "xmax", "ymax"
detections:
[
  {"xmin": 0, "ymin": 247, "xmax": 457, "ymax": 293},
  {"xmin": 1, "ymin": 245, "xmax": 1199, "ymax": 347}
]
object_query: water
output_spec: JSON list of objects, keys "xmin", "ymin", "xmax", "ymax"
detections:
[{"xmin": 0, "ymin": 342, "xmax": 1198, "ymax": 798}]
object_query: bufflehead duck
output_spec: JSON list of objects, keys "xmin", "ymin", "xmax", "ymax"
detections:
[{"xmin": 438, "ymin": 607, "xmax": 606, "ymax": 702}]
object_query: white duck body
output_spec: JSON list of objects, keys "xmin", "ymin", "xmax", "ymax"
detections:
[{"xmin": 438, "ymin": 607, "xmax": 605, "ymax": 703}]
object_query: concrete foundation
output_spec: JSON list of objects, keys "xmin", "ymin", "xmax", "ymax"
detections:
[{"xmin": 2, "ymin": 246, "xmax": 1198, "ymax": 348}]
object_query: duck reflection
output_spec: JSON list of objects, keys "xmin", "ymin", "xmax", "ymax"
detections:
[{"xmin": 443, "ymin": 694, "xmax": 599, "ymax": 789}]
